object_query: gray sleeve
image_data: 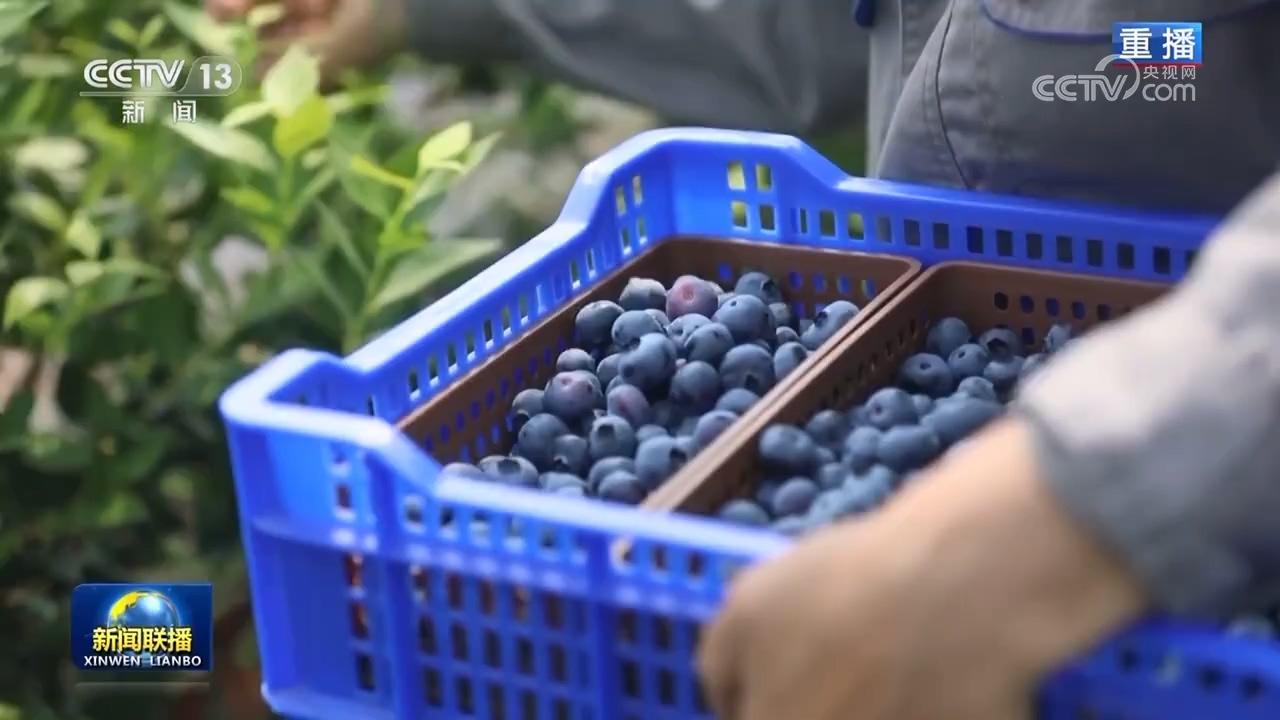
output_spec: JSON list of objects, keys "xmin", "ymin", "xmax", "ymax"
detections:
[
  {"xmin": 1014, "ymin": 172, "xmax": 1280, "ymax": 619},
  {"xmin": 404, "ymin": 0, "xmax": 869, "ymax": 134}
]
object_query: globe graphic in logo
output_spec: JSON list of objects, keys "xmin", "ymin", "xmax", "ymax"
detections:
[{"xmin": 107, "ymin": 591, "xmax": 181, "ymax": 658}]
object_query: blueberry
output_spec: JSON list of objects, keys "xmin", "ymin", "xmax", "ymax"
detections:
[
  {"xmin": 606, "ymin": 384, "xmax": 652, "ymax": 427},
  {"xmin": 815, "ymin": 462, "xmax": 851, "ymax": 491},
  {"xmin": 544, "ymin": 370, "xmax": 604, "ymax": 422},
  {"xmin": 773, "ymin": 342, "xmax": 809, "ymax": 381},
  {"xmin": 770, "ymin": 477, "xmax": 819, "ymax": 517},
  {"xmin": 606, "ymin": 376, "xmax": 628, "ymax": 394},
  {"xmin": 1226, "ymin": 615, "xmax": 1278, "ymax": 642},
  {"xmin": 666, "ymin": 275, "xmax": 719, "ymax": 319},
  {"xmin": 619, "ymin": 333, "xmax": 678, "ymax": 391},
  {"xmin": 1043, "ymin": 323, "xmax": 1073, "ymax": 353},
  {"xmin": 716, "ymin": 389, "xmax": 759, "ymax": 416},
  {"xmin": 814, "ymin": 446, "xmax": 836, "ymax": 466},
  {"xmin": 864, "ymin": 387, "xmax": 918, "ymax": 430},
  {"xmin": 646, "ymin": 309, "xmax": 671, "ymax": 332},
  {"xmin": 720, "ymin": 344, "xmax": 776, "ymax": 394},
  {"xmin": 675, "ymin": 416, "xmax": 699, "ymax": 438},
  {"xmin": 923, "ymin": 396, "xmax": 1003, "ymax": 446},
  {"xmin": 955, "ymin": 376, "xmax": 998, "ymax": 403},
  {"xmin": 440, "ymin": 462, "xmax": 486, "ymax": 481},
  {"xmin": 618, "ymin": 277, "xmax": 666, "ymax": 311},
  {"xmin": 840, "ymin": 426, "xmax": 882, "ymax": 473},
  {"xmin": 759, "ymin": 424, "xmax": 820, "ymax": 476},
  {"xmin": 713, "ymin": 294, "xmax": 772, "ymax": 344},
  {"xmin": 510, "ymin": 388, "xmax": 544, "ymax": 431},
  {"xmin": 877, "ymin": 425, "xmax": 942, "ymax": 473},
  {"xmin": 798, "ymin": 318, "xmax": 813, "ymax": 334},
  {"xmin": 847, "ymin": 404, "xmax": 870, "ymax": 428},
  {"xmin": 597, "ymin": 353, "xmax": 622, "ymax": 388},
  {"xmin": 978, "ymin": 328, "xmax": 1023, "ymax": 360},
  {"xmin": 769, "ymin": 302, "xmax": 797, "ymax": 331},
  {"xmin": 926, "ymin": 317, "xmax": 971, "ymax": 358},
  {"xmin": 589, "ymin": 415, "xmax": 637, "ymax": 461},
  {"xmin": 588, "ymin": 456, "xmax": 635, "ymax": 491},
  {"xmin": 651, "ymin": 399, "xmax": 684, "ymax": 431},
  {"xmin": 556, "ymin": 484, "xmax": 588, "ymax": 498},
  {"xmin": 755, "ymin": 480, "xmax": 781, "ymax": 509},
  {"xmin": 575, "ymin": 300, "xmax": 624, "ymax": 349},
  {"xmin": 772, "ymin": 515, "xmax": 812, "ymax": 537},
  {"xmin": 692, "ymin": 409, "xmax": 738, "ymax": 449},
  {"xmin": 806, "ymin": 488, "xmax": 858, "ymax": 525},
  {"xmin": 983, "ymin": 356, "xmax": 1025, "ymax": 395},
  {"xmin": 775, "ymin": 326, "xmax": 800, "ymax": 346},
  {"xmin": 635, "ymin": 424, "xmax": 669, "ymax": 444},
  {"xmin": 574, "ymin": 407, "xmax": 609, "ymax": 436},
  {"xmin": 684, "ymin": 322, "xmax": 735, "ymax": 365},
  {"xmin": 556, "ymin": 348, "xmax": 596, "ymax": 373},
  {"xmin": 717, "ymin": 499, "xmax": 771, "ymax": 527},
  {"xmin": 551, "ymin": 434, "xmax": 590, "ymax": 475},
  {"xmin": 734, "ymin": 271, "xmax": 784, "ymax": 305},
  {"xmin": 540, "ymin": 472, "xmax": 588, "ymax": 493},
  {"xmin": 670, "ymin": 360, "xmax": 721, "ymax": 413},
  {"xmin": 912, "ymin": 394, "xmax": 934, "ymax": 417},
  {"xmin": 947, "ymin": 343, "xmax": 990, "ymax": 380},
  {"xmin": 516, "ymin": 413, "xmax": 571, "ymax": 469},
  {"xmin": 800, "ymin": 300, "xmax": 859, "ymax": 351},
  {"xmin": 1020, "ymin": 353, "xmax": 1048, "ymax": 381},
  {"xmin": 840, "ymin": 466, "xmax": 895, "ymax": 510},
  {"xmin": 898, "ymin": 353, "xmax": 954, "ymax": 397},
  {"xmin": 717, "ymin": 292, "xmax": 734, "ymax": 309},
  {"xmin": 611, "ymin": 309, "xmax": 664, "ymax": 349},
  {"xmin": 479, "ymin": 455, "xmax": 539, "ymax": 488},
  {"xmin": 804, "ymin": 410, "xmax": 848, "ymax": 450},
  {"xmin": 666, "ymin": 313, "xmax": 711, "ymax": 346},
  {"xmin": 634, "ymin": 436, "xmax": 691, "ymax": 489},
  {"xmin": 598, "ymin": 471, "xmax": 647, "ymax": 504}
]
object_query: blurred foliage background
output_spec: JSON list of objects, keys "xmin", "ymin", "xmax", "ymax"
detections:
[{"xmin": 0, "ymin": 2, "xmax": 865, "ymax": 719}]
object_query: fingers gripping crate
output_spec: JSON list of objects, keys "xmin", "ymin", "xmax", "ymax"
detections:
[{"xmin": 220, "ymin": 128, "xmax": 1232, "ymax": 720}]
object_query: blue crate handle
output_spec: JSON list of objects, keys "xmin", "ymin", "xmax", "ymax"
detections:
[{"xmin": 221, "ymin": 128, "xmax": 1275, "ymax": 720}]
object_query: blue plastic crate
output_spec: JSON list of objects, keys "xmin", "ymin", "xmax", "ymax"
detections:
[{"xmin": 220, "ymin": 128, "xmax": 1279, "ymax": 720}]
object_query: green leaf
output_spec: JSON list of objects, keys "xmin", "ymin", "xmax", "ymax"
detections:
[
  {"xmin": 0, "ymin": 1, "xmax": 47, "ymax": 43},
  {"xmin": 463, "ymin": 131, "xmax": 503, "ymax": 172},
  {"xmin": 368, "ymin": 239, "xmax": 502, "ymax": 314},
  {"xmin": 297, "ymin": 165, "xmax": 336, "ymax": 206},
  {"xmin": 317, "ymin": 203, "xmax": 368, "ymax": 278},
  {"xmin": 4, "ymin": 276, "xmax": 68, "ymax": 328},
  {"xmin": 247, "ymin": 2, "xmax": 286, "ymax": 28},
  {"xmin": 100, "ymin": 492, "xmax": 147, "ymax": 528},
  {"xmin": 327, "ymin": 84, "xmax": 388, "ymax": 115},
  {"xmin": 0, "ymin": 700, "xmax": 22, "ymax": 720},
  {"xmin": 106, "ymin": 17, "xmax": 139, "ymax": 46},
  {"xmin": 17, "ymin": 53, "xmax": 76, "ymax": 78},
  {"xmin": 13, "ymin": 136, "xmax": 88, "ymax": 174},
  {"xmin": 169, "ymin": 120, "xmax": 277, "ymax": 172},
  {"xmin": 220, "ymin": 185, "xmax": 276, "ymax": 216},
  {"xmin": 137, "ymin": 15, "xmax": 167, "ymax": 48},
  {"xmin": 261, "ymin": 44, "xmax": 319, "ymax": 117},
  {"xmin": 10, "ymin": 192, "xmax": 67, "ymax": 232},
  {"xmin": 65, "ymin": 212, "xmax": 102, "ymax": 258},
  {"xmin": 65, "ymin": 260, "xmax": 103, "ymax": 285},
  {"xmin": 221, "ymin": 100, "xmax": 273, "ymax": 128},
  {"xmin": 163, "ymin": 1, "xmax": 237, "ymax": 55},
  {"xmin": 417, "ymin": 121, "xmax": 473, "ymax": 175},
  {"xmin": 333, "ymin": 148, "xmax": 395, "ymax": 219},
  {"xmin": 293, "ymin": 247, "xmax": 354, "ymax": 321},
  {"xmin": 272, "ymin": 94, "xmax": 333, "ymax": 158},
  {"xmin": 66, "ymin": 258, "xmax": 166, "ymax": 286},
  {"xmin": 350, "ymin": 154, "xmax": 414, "ymax": 191}
]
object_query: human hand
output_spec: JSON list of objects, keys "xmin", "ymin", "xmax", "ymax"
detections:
[
  {"xmin": 206, "ymin": 0, "xmax": 406, "ymax": 80},
  {"xmin": 698, "ymin": 419, "xmax": 1146, "ymax": 720}
]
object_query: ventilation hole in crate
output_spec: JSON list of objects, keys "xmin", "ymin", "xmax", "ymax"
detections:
[
  {"xmin": 550, "ymin": 644, "xmax": 568, "ymax": 682},
  {"xmin": 1153, "ymin": 246, "xmax": 1172, "ymax": 275},
  {"xmin": 1071, "ymin": 301, "xmax": 1086, "ymax": 320},
  {"xmin": 904, "ymin": 219, "xmax": 922, "ymax": 246},
  {"xmin": 622, "ymin": 660, "xmax": 640, "ymax": 698},
  {"xmin": 457, "ymin": 676, "xmax": 475, "ymax": 714},
  {"xmin": 585, "ymin": 248, "xmax": 597, "ymax": 276},
  {"xmin": 819, "ymin": 209, "xmax": 836, "ymax": 237},
  {"xmin": 410, "ymin": 565, "xmax": 428, "ymax": 598},
  {"xmin": 484, "ymin": 630, "xmax": 502, "ymax": 668},
  {"xmin": 517, "ymin": 637, "xmax": 535, "ymax": 674},
  {"xmin": 450, "ymin": 623, "xmax": 469, "ymax": 660},
  {"xmin": 654, "ymin": 616, "xmax": 674, "ymax": 650},
  {"xmin": 1117, "ymin": 647, "xmax": 1140, "ymax": 671},
  {"xmin": 812, "ymin": 273, "xmax": 827, "ymax": 292},
  {"xmin": 343, "ymin": 553, "xmax": 364, "ymax": 588},
  {"xmin": 487, "ymin": 683, "xmax": 506, "ymax": 718},
  {"xmin": 787, "ymin": 271, "xmax": 804, "ymax": 290},
  {"xmin": 296, "ymin": 393, "xmax": 309, "ymax": 406},
  {"xmin": 993, "ymin": 292, "xmax": 1009, "ymax": 311},
  {"xmin": 637, "ymin": 216, "xmax": 648, "ymax": 243},
  {"xmin": 365, "ymin": 397, "xmax": 376, "ymax": 416},
  {"xmin": 513, "ymin": 585, "xmax": 530, "ymax": 620},
  {"xmin": 404, "ymin": 496, "xmax": 425, "ymax": 528},
  {"xmin": 836, "ymin": 275, "xmax": 852, "ymax": 295},
  {"xmin": 353, "ymin": 653, "xmax": 375, "ymax": 691},
  {"xmin": 518, "ymin": 294, "xmax": 531, "ymax": 322},
  {"xmin": 659, "ymin": 668, "xmax": 677, "ymax": 706},
  {"xmin": 1019, "ymin": 295, "xmax": 1034, "ymax": 313},
  {"xmin": 1055, "ymin": 235, "xmax": 1073, "ymax": 263},
  {"xmin": 795, "ymin": 208, "xmax": 809, "ymax": 234},
  {"xmin": 1021, "ymin": 327, "xmax": 1035, "ymax": 347},
  {"xmin": 1097, "ymin": 304, "xmax": 1112, "ymax": 321},
  {"xmin": 545, "ymin": 595, "xmax": 564, "ymax": 629},
  {"xmin": 846, "ymin": 212, "xmax": 865, "ymax": 240},
  {"xmin": 687, "ymin": 551, "xmax": 706, "ymax": 579},
  {"xmin": 466, "ymin": 332, "xmax": 478, "ymax": 360},
  {"xmin": 620, "ymin": 227, "xmax": 632, "ymax": 254},
  {"xmin": 1198, "ymin": 665, "xmax": 1224, "ymax": 691},
  {"xmin": 876, "ymin": 216, "xmax": 893, "ymax": 243},
  {"xmin": 1026, "ymin": 233, "xmax": 1044, "ymax": 259},
  {"xmin": 423, "ymin": 667, "xmax": 443, "ymax": 706},
  {"xmin": 860, "ymin": 278, "xmax": 876, "ymax": 299},
  {"xmin": 417, "ymin": 616, "xmax": 438, "ymax": 654},
  {"xmin": 521, "ymin": 690, "xmax": 537, "ymax": 719},
  {"xmin": 758, "ymin": 203, "xmax": 777, "ymax": 231},
  {"xmin": 617, "ymin": 610, "xmax": 637, "ymax": 645},
  {"xmin": 1086, "ymin": 239, "xmax": 1103, "ymax": 267},
  {"xmin": 1241, "ymin": 675, "xmax": 1265, "ymax": 700},
  {"xmin": 471, "ymin": 400, "xmax": 481, "ymax": 421},
  {"xmin": 445, "ymin": 345, "xmax": 458, "ymax": 373},
  {"xmin": 727, "ymin": 161, "xmax": 746, "ymax": 190},
  {"xmin": 755, "ymin": 163, "xmax": 773, "ymax": 191},
  {"xmin": 1185, "ymin": 248, "xmax": 1198, "ymax": 269},
  {"xmin": 615, "ymin": 186, "xmax": 627, "ymax": 215},
  {"xmin": 499, "ymin": 379, "xmax": 511, "ymax": 399},
  {"xmin": 349, "ymin": 601, "xmax": 370, "ymax": 638},
  {"xmin": 932, "ymin": 222, "xmax": 950, "ymax": 249},
  {"xmin": 731, "ymin": 201, "xmax": 749, "ymax": 228},
  {"xmin": 716, "ymin": 262, "xmax": 734, "ymax": 282},
  {"xmin": 336, "ymin": 484, "xmax": 353, "ymax": 513},
  {"xmin": 1045, "ymin": 298, "xmax": 1060, "ymax": 317},
  {"xmin": 996, "ymin": 229, "xmax": 1014, "ymax": 256},
  {"xmin": 633, "ymin": 174, "xmax": 644, "ymax": 204},
  {"xmin": 896, "ymin": 328, "xmax": 907, "ymax": 348},
  {"xmin": 446, "ymin": 572, "xmax": 464, "ymax": 609},
  {"xmin": 966, "ymin": 226, "xmax": 984, "ymax": 253}
]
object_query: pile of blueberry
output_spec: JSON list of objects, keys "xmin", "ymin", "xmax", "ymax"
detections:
[
  {"xmin": 1226, "ymin": 611, "xmax": 1280, "ymax": 643},
  {"xmin": 439, "ymin": 271, "xmax": 862, "ymax": 504},
  {"xmin": 715, "ymin": 316, "xmax": 1075, "ymax": 536}
]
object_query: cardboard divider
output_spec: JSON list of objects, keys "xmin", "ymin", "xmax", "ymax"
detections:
[
  {"xmin": 396, "ymin": 236, "xmax": 920, "ymax": 511},
  {"xmin": 652, "ymin": 261, "xmax": 1171, "ymax": 516}
]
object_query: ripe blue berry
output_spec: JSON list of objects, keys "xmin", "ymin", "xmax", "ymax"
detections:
[
  {"xmin": 612, "ymin": 309, "xmax": 663, "ymax": 349},
  {"xmin": 804, "ymin": 410, "xmax": 848, "ymax": 450},
  {"xmin": 841, "ymin": 426, "xmax": 882, "ymax": 473},
  {"xmin": 876, "ymin": 425, "xmax": 942, "ymax": 472},
  {"xmin": 516, "ymin": 413, "xmax": 570, "ymax": 469},
  {"xmin": 979, "ymin": 327, "xmax": 1022, "ymax": 360},
  {"xmin": 717, "ymin": 498, "xmax": 771, "ymax": 527},
  {"xmin": 772, "ymin": 516, "xmax": 812, "ymax": 537},
  {"xmin": 912, "ymin": 394, "xmax": 934, "ymax": 417},
  {"xmin": 840, "ymin": 466, "xmax": 895, "ymax": 511},
  {"xmin": 773, "ymin": 342, "xmax": 809, "ymax": 381},
  {"xmin": 814, "ymin": 445, "xmax": 837, "ymax": 466},
  {"xmin": 619, "ymin": 333, "xmax": 678, "ymax": 391},
  {"xmin": 922, "ymin": 397, "xmax": 1003, "ymax": 446},
  {"xmin": 441, "ymin": 462, "xmax": 486, "ymax": 481},
  {"xmin": 606, "ymin": 384, "xmax": 652, "ymax": 427},
  {"xmin": 735, "ymin": 271, "xmax": 784, "ymax": 305},
  {"xmin": 983, "ymin": 356, "xmax": 1025, "ymax": 394},
  {"xmin": 666, "ymin": 275, "xmax": 719, "ymax": 319},
  {"xmin": 619, "ymin": 277, "xmax": 666, "ymax": 311},
  {"xmin": 556, "ymin": 348, "xmax": 596, "ymax": 373},
  {"xmin": 589, "ymin": 415, "xmax": 637, "ymax": 461},
  {"xmin": 1020, "ymin": 353, "xmax": 1048, "ymax": 381},
  {"xmin": 575, "ymin": 300, "xmax": 624, "ymax": 349},
  {"xmin": 551, "ymin": 434, "xmax": 590, "ymax": 476},
  {"xmin": 720, "ymin": 344, "xmax": 776, "ymax": 394},
  {"xmin": 713, "ymin": 294, "xmax": 773, "ymax": 343},
  {"xmin": 675, "ymin": 416, "xmax": 699, "ymax": 438},
  {"xmin": 775, "ymin": 326, "xmax": 800, "ymax": 346},
  {"xmin": 693, "ymin": 410, "xmax": 738, "ymax": 449},
  {"xmin": 955, "ymin": 376, "xmax": 998, "ymax": 403},
  {"xmin": 759, "ymin": 424, "xmax": 820, "ymax": 476},
  {"xmin": 588, "ymin": 456, "xmax": 635, "ymax": 491},
  {"xmin": 635, "ymin": 436, "xmax": 692, "ymax": 489},
  {"xmin": 769, "ymin": 302, "xmax": 796, "ymax": 331},
  {"xmin": 597, "ymin": 352, "xmax": 622, "ymax": 388},
  {"xmin": 716, "ymin": 388, "xmax": 760, "ymax": 415},
  {"xmin": 479, "ymin": 455, "xmax": 539, "ymax": 488},
  {"xmin": 544, "ymin": 370, "xmax": 604, "ymax": 422},
  {"xmin": 650, "ymin": 399, "xmax": 684, "ymax": 431},
  {"xmin": 598, "ymin": 471, "xmax": 647, "ymax": 504},
  {"xmin": 1226, "ymin": 616, "xmax": 1278, "ymax": 642},
  {"xmin": 800, "ymin": 300, "xmax": 859, "ymax": 351},
  {"xmin": 670, "ymin": 360, "xmax": 721, "ymax": 413},
  {"xmin": 635, "ymin": 424, "xmax": 669, "ymax": 444},
  {"xmin": 646, "ymin": 309, "xmax": 671, "ymax": 332},
  {"xmin": 684, "ymin": 322, "xmax": 735, "ymax": 365},
  {"xmin": 947, "ymin": 343, "xmax": 990, "ymax": 380},
  {"xmin": 556, "ymin": 484, "xmax": 587, "ymax": 498},
  {"xmin": 755, "ymin": 480, "xmax": 780, "ymax": 508},
  {"xmin": 926, "ymin": 317, "xmax": 971, "ymax": 358},
  {"xmin": 540, "ymin": 472, "xmax": 588, "ymax": 493},
  {"xmin": 815, "ymin": 462, "xmax": 851, "ymax": 491},
  {"xmin": 1043, "ymin": 323, "xmax": 1073, "ymax": 353},
  {"xmin": 510, "ymin": 388, "xmax": 544, "ymax": 431},
  {"xmin": 771, "ymin": 477, "xmax": 819, "ymax": 517},
  {"xmin": 667, "ymin": 313, "xmax": 711, "ymax": 345},
  {"xmin": 864, "ymin": 387, "xmax": 918, "ymax": 430},
  {"xmin": 898, "ymin": 353, "xmax": 954, "ymax": 397}
]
